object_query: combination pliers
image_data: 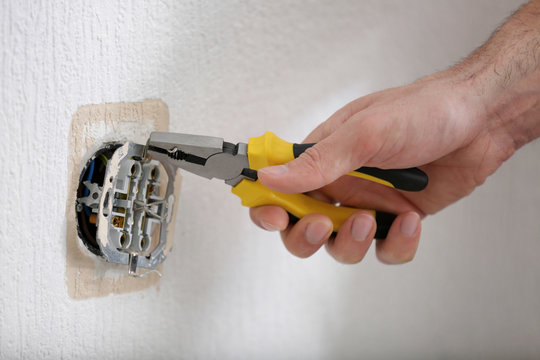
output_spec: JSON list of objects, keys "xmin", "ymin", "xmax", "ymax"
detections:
[{"xmin": 144, "ymin": 131, "xmax": 428, "ymax": 239}]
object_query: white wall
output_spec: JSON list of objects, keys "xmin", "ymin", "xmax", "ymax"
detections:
[{"xmin": 2, "ymin": 0, "xmax": 539, "ymax": 358}]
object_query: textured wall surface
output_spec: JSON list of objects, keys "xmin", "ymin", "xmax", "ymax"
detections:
[{"xmin": 1, "ymin": 0, "xmax": 539, "ymax": 359}]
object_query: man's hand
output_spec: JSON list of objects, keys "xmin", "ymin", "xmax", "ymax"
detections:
[{"xmin": 250, "ymin": 0, "xmax": 540, "ymax": 264}]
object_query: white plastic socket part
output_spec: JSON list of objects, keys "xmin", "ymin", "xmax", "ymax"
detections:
[{"xmin": 76, "ymin": 141, "xmax": 178, "ymax": 277}]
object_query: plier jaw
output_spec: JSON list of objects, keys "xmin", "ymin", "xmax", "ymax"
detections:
[{"xmin": 144, "ymin": 132, "xmax": 255, "ymax": 186}]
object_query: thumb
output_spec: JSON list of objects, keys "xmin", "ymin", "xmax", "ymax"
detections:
[{"xmin": 258, "ymin": 128, "xmax": 373, "ymax": 193}]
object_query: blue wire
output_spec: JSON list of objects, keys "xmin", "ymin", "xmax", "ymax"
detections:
[{"xmin": 83, "ymin": 159, "xmax": 96, "ymax": 216}]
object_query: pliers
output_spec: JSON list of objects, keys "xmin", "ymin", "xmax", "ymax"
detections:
[{"xmin": 144, "ymin": 131, "xmax": 428, "ymax": 239}]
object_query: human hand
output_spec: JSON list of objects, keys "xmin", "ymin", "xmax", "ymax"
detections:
[
  {"xmin": 250, "ymin": 0, "xmax": 540, "ymax": 264},
  {"xmin": 250, "ymin": 73, "xmax": 517, "ymax": 264}
]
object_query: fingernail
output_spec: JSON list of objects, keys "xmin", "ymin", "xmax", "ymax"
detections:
[
  {"xmin": 305, "ymin": 221, "xmax": 332, "ymax": 245},
  {"xmin": 400, "ymin": 212, "xmax": 420, "ymax": 237},
  {"xmin": 259, "ymin": 164, "xmax": 288, "ymax": 177},
  {"xmin": 260, "ymin": 220, "xmax": 279, "ymax": 232},
  {"xmin": 351, "ymin": 214, "xmax": 374, "ymax": 242}
]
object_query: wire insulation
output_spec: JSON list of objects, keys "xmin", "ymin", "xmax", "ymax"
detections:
[{"xmin": 83, "ymin": 159, "xmax": 96, "ymax": 216}]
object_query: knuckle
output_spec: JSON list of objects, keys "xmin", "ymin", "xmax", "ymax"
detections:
[
  {"xmin": 281, "ymin": 233, "xmax": 316, "ymax": 259},
  {"xmin": 249, "ymin": 206, "xmax": 266, "ymax": 223},
  {"xmin": 248, "ymin": 208, "xmax": 260, "ymax": 223},
  {"xmin": 297, "ymin": 145, "xmax": 330, "ymax": 184},
  {"xmin": 329, "ymin": 104, "xmax": 353, "ymax": 129}
]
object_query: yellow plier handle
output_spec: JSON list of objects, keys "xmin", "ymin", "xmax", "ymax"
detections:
[{"xmin": 231, "ymin": 132, "xmax": 428, "ymax": 238}]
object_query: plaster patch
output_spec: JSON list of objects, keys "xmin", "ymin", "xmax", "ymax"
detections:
[{"xmin": 65, "ymin": 99, "xmax": 181, "ymax": 299}]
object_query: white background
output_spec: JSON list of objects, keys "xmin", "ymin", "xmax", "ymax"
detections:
[{"xmin": 1, "ymin": 0, "xmax": 539, "ymax": 358}]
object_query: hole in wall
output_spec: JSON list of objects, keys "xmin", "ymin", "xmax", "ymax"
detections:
[{"xmin": 75, "ymin": 143, "xmax": 121, "ymax": 257}]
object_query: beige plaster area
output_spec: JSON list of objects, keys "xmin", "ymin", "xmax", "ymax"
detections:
[{"xmin": 65, "ymin": 99, "xmax": 181, "ymax": 300}]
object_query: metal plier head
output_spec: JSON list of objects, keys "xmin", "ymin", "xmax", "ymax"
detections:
[{"xmin": 144, "ymin": 132, "xmax": 257, "ymax": 186}]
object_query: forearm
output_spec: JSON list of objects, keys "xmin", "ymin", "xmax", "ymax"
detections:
[{"xmin": 454, "ymin": 0, "xmax": 540, "ymax": 151}]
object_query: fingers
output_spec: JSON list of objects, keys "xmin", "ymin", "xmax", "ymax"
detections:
[
  {"xmin": 303, "ymin": 94, "xmax": 378, "ymax": 143},
  {"xmin": 258, "ymin": 118, "xmax": 381, "ymax": 194},
  {"xmin": 249, "ymin": 205, "xmax": 289, "ymax": 232},
  {"xmin": 251, "ymin": 206, "xmax": 379, "ymax": 264},
  {"xmin": 376, "ymin": 211, "xmax": 421, "ymax": 264},
  {"xmin": 325, "ymin": 211, "xmax": 376, "ymax": 264},
  {"xmin": 252, "ymin": 205, "xmax": 422, "ymax": 264},
  {"xmin": 258, "ymin": 93, "xmax": 389, "ymax": 195},
  {"xmin": 250, "ymin": 206, "xmax": 334, "ymax": 257},
  {"xmin": 280, "ymin": 214, "xmax": 334, "ymax": 258}
]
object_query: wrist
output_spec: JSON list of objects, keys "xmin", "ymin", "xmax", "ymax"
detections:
[
  {"xmin": 451, "ymin": 1, "xmax": 540, "ymax": 154},
  {"xmin": 424, "ymin": 64, "xmax": 539, "ymax": 166},
  {"xmin": 483, "ymin": 70, "xmax": 540, "ymax": 150},
  {"xmin": 460, "ymin": 61, "xmax": 540, "ymax": 155}
]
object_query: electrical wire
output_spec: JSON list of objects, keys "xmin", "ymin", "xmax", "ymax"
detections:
[{"xmin": 83, "ymin": 159, "xmax": 96, "ymax": 216}]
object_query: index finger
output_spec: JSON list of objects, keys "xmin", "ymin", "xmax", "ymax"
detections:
[{"xmin": 303, "ymin": 95, "xmax": 375, "ymax": 143}]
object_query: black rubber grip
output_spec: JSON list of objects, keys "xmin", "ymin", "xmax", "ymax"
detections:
[
  {"xmin": 292, "ymin": 143, "xmax": 316, "ymax": 158},
  {"xmin": 374, "ymin": 211, "xmax": 396, "ymax": 239},
  {"xmin": 292, "ymin": 143, "xmax": 427, "ymax": 192},
  {"xmin": 288, "ymin": 211, "xmax": 396, "ymax": 239}
]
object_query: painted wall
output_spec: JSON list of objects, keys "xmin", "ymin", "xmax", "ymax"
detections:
[{"xmin": 2, "ymin": 0, "xmax": 539, "ymax": 358}]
